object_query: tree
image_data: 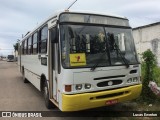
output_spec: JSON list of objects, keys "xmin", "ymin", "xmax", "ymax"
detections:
[
  {"xmin": 141, "ymin": 49, "xmax": 157, "ymax": 103},
  {"xmin": 13, "ymin": 42, "xmax": 18, "ymax": 57}
]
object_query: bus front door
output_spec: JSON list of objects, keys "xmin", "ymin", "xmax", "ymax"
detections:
[{"xmin": 48, "ymin": 27, "xmax": 59, "ymax": 103}]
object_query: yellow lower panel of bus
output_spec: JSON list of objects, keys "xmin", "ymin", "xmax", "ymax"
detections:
[{"xmin": 62, "ymin": 84, "xmax": 142, "ymax": 111}]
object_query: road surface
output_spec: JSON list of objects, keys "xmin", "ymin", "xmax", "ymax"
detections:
[{"xmin": 0, "ymin": 61, "xmax": 99, "ymax": 120}]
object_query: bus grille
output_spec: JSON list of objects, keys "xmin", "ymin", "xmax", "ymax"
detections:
[{"xmin": 97, "ymin": 80, "xmax": 123, "ymax": 87}]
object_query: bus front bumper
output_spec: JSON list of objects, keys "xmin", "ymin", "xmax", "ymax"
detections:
[{"xmin": 62, "ymin": 84, "xmax": 142, "ymax": 111}]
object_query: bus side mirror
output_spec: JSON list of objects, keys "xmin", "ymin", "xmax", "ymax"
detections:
[{"xmin": 51, "ymin": 26, "xmax": 59, "ymax": 43}]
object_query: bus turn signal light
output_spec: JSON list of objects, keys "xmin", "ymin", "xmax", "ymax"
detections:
[{"xmin": 65, "ymin": 85, "xmax": 72, "ymax": 92}]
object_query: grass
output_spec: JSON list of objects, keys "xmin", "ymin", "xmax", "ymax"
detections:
[
  {"xmin": 99, "ymin": 100, "xmax": 160, "ymax": 120},
  {"xmin": 100, "ymin": 64, "xmax": 160, "ymax": 120}
]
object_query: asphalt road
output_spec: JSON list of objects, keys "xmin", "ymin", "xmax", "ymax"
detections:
[
  {"xmin": 0, "ymin": 61, "xmax": 98, "ymax": 120},
  {"xmin": 0, "ymin": 61, "xmax": 47, "ymax": 111}
]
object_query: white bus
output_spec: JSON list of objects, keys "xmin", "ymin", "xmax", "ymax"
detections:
[
  {"xmin": 18, "ymin": 10, "xmax": 142, "ymax": 111},
  {"xmin": 7, "ymin": 55, "xmax": 14, "ymax": 62}
]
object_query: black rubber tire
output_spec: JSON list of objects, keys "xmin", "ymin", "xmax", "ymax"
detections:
[
  {"xmin": 22, "ymin": 68, "xmax": 29, "ymax": 83},
  {"xmin": 43, "ymin": 81, "xmax": 54, "ymax": 109}
]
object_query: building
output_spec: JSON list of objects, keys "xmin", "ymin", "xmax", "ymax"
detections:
[{"xmin": 133, "ymin": 22, "xmax": 160, "ymax": 66}]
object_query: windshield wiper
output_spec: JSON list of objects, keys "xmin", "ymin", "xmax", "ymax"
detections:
[
  {"xmin": 114, "ymin": 43, "xmax": 129, "ymax": 68},
  {"xmin": 90, "ymin": 43, "xmax": 129, "ymax": 71},
  {"xmin": 90, "ymin": 52, "xmax": 107, "ymax": 71}
]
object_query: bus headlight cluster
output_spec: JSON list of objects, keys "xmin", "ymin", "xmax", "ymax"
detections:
[
  {"xmin": 75, "ymin": 84, "xmax": 92, "ymax": 90},
  {"xmin": 75, "ymin": 84, "xmax": 83, "ymax": 90},
  {"xmin": 127, "ymin": 77, "xmax": 138, "ymax": 83},
  {"xmin": 133, "ymin": 77, "xmax": 138, "ymax": 82},
  {"xmin": 85, "ymin": 84, "xmax": 91, "ymax": 89}
]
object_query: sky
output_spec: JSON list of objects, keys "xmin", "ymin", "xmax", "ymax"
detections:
[{"xmin": 0, "ymin": 0, "xmax": 160, "ymax": 56}]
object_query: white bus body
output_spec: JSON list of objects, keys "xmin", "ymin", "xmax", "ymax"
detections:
[{"xmin": 18, "ymin": 10, "xmax": 142, "ymax": 111}]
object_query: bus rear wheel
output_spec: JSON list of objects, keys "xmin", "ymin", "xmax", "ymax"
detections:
[{"xmin": 22, "ymin": 68, "xmax": 29, "ymax": 83}]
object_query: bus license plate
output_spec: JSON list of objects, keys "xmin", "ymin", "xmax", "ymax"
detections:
[{"xmin": 106, "ymin": 99, "xmax": 118, "ymax": 105}]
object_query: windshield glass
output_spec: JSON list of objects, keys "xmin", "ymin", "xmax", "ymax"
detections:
[
  {"xmin": 7, "ymin": 55, "xmax": 14, "ymax": 59},
  {"xmin": 105, "ymin": 27, "xmax": 137, "ymax": 65},
  {"xmin": 60, "ymin": 24, "xmax": 138, "ymax": 68}
]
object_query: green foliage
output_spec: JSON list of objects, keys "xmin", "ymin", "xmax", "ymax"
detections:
[
  {"xmin": 13, "ymin": 39, "xmax": 20, "ymax": 51},
  {"xmin": 141, "ymin": 49, "xmax": 157, "ymax": 103},
  {"xmin": 13, "ymin": 43, "xmax": 18, "ymax": 52},
  {"xmin": 153, "ymin": 66, "xmax": 160, "ymax": 86}
]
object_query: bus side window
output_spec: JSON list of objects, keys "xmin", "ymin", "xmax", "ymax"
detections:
[
  {"xmin": 39, "ymin": 26, "xmax": 48, "ymax": 54},
  {"xmin": 28, "ymin": 37, "xmax": 32, "ymax": 55},
  {"xmin": 26, "ymin": 39, "xmax": 28, "ymax": 55},
  {"xmin": 24, "ymin": 40, "xmax": 28, "ymax": 55},
  {"xmin": 33, "ymin": 32, "xmax": 38, "ymax": 54},
  {"xmin": 22, "ymin": 41, "xmax": 24, "ymax": 55}
]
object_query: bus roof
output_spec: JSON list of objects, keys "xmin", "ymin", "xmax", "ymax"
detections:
[
  {"xmin": 21, "ymin": 10, "xmax": 128, "ymax": 41},
  {"xmin": 52, "ymin": 9, "xmax": 127, "ymax": 19}
]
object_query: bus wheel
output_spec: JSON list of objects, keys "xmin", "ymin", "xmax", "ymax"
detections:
[
  {"xmin": 43, "ymin": 81, "xmax": 54, "ymax": 109},
  {"xmin": 22, "ymin": 68, "xmax": 29, "ymax": 83}
]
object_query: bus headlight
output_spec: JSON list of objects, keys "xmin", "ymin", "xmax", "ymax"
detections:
[
  {"xmin": 133, "ymin": 77, "xmax": 138, "ymax": 82},
  {"xmin": 75, "ymin": 84, "xmax": 82, "ymax": 90},
  {"xmin": 127, "ymin": 78, "xmax": 132, "ymax": 83},
  {"xmin": 65, "ymin": 85, "xmax": 72, "ymax": 92},
  {"xmin": 127, "ymin": 77, "xmax": 139, "ymax": 83},
  {"xmin": 85, "ymin": 84, "xmax": 91, "ymax": 89}
]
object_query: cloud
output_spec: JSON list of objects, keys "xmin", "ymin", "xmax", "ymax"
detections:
[
  {"xmin": 0, "ymin": 0, "xmax": 160, "ymax": 55},
  {"xmin": 0, "ymin": 38, "xmax": 14, "ymax": 56},
  {"xmin": 0, "ymin": 0, "xmax": 74, "ymax": 55}
]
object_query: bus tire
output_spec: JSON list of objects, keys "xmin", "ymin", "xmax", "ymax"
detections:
[
  {"xmin": 43, "ymin": 80, "xmax": 54, "ymax": 109},
  {"xmin": 22, "ymin": 68, "xmax": 29, "ymax": 83}
]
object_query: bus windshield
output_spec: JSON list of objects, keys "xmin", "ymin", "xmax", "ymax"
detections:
[
  {"xmin": 7, "ymin": 55, "xmax": 14, "ymax": 59},
  {"xmin": 60, "ymin": 14, "xmax": 138, "ymax": 68}
]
